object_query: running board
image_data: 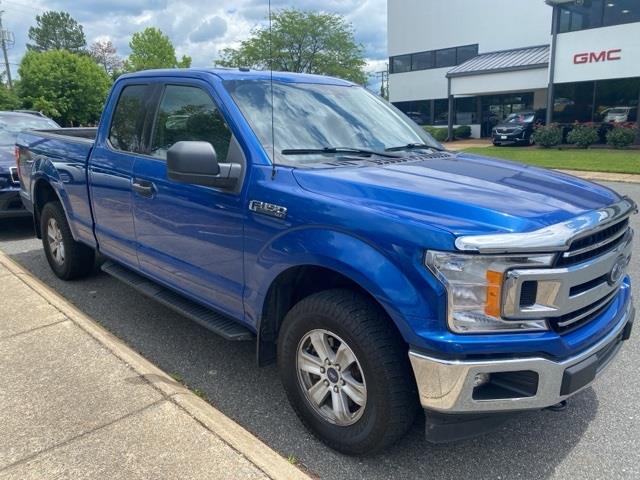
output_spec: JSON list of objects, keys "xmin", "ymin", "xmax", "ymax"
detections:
[{"xmin": 101, "ymin": 261, "xmax": 254, "ymax": 341}]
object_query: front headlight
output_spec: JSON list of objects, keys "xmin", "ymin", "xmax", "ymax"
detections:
[{"xmin": 425, "ymin": 251, "xmax": 554, "ymax": 334}]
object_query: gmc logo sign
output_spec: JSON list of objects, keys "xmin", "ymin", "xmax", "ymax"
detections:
[{"xmin": 573, "ymin": 49, "xmax": 622, "ymax": 64}]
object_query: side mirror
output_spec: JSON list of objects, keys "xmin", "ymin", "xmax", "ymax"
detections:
[{"xmin": 167, "ymin": 141, "xmax": 241, "ymax": 189}]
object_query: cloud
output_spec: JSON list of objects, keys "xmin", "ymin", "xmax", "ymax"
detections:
[
  {"xmin": 189, "ymin": 16, "xmax": 228, "ymax": 43},
  {"xmin": 3, "ymin": 0, "xmax": 387, "ymax": 77}
]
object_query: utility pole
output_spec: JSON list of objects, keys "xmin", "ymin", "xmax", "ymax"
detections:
[
  {"xmin": 0, "ymin": 9, "xmax": 14, "ymax": 89},
  {"xmin": 375, "ymin": 65, "xmax": 389, "ymax": 99}
]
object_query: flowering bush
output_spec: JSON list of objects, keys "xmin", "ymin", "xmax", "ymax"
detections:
[
  {"xmin": 531, "ymin": 124, "xmax": 562, "ymax": 148},
  {"xmin": 606, "ymin": 124, "xmax": 637, "ymax": 149},
  {"xmin": 454, "ymin": 125, "xmax": 472, "ymax": 139},
  {"xmin": 567, "ymin": 123, "xmax": 600, "ymax": 148}
]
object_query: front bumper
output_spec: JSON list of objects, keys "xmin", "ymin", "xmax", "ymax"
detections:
[
  {"xmin": 409, "ymin": 298, "xmax": 634, "ymax": 414},
  {"xmin": 492, "ymin": 131, "xmax": 528, "ymax": 145}
]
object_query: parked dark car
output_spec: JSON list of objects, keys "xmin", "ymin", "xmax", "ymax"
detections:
[
  {"xmin": 0, "ymin": 111, "xmax": 59, "ymax": 219},
  {"xmin": 492, "ymin": 110, "xmax": 544, "ymax": 146},
  {"xmin": 13, "ymin": 109, "xmax": 49, "ymax": 118}
]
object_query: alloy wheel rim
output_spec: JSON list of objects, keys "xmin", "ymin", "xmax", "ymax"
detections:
[
  {"xmin": 296, "ymin": 329, "xmax": 367, "ymax": 426},
  {"xmin": 47, "ymin": 218, "xmax": 65, "ymax": 265}
]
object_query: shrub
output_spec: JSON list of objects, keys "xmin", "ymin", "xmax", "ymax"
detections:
[
  {"xmin": 606, "ymin": 125, "xmax": 637, "ymax": 149},
  {"xmin": 454, "ymin": 125, "xmax": 472, "ymax": 139},
  {"xmin": 424, "ymin": 125, "xmax": 448, "ymax": 142},
  {"xmin": 531, "ymin": 124, "xmax": 562, "ymax": 148},
  {"xmin": 566, "ymin": 123, "xmax": 600, "ymax": 148}
]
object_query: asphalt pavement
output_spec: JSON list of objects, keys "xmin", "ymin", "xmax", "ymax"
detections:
[{"xmin": 1, "ymin": 181, "xmax": 638, "ymax": 480}]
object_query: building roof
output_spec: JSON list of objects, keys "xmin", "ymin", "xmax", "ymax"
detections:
[{"xmin": 446, "ymin": 45, "xmax": 550, "ymax": 78}]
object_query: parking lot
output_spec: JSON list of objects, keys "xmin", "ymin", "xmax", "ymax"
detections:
[{"xmin": 1, "ymin": 180, "xmax": 638, "ymax": 480}]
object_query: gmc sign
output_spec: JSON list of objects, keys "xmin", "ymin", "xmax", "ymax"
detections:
[{"xmin": 573, "ymin": 49, "xmax": 622, "ymax": 64}]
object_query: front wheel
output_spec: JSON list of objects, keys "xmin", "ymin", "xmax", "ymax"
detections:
[
  {"xmin": 41, "ymin": 202, "xmax": 95, "ymax": 280},
  {"xmin": 278, "ymin": 289, "xmax": 418, "ymax": 455}
]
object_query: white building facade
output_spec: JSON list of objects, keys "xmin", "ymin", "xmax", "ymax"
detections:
[{"xmin": 388, "ymin": 0, "xmax": 640, "ymax": 138}]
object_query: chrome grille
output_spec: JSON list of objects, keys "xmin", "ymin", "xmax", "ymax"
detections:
[
  {"xmin": 550, "ymin": 289, "xmax": 618, "ymax": 333},
  {"xmin": 556, "ymin": 218, "xmax": 629, "ymax": 267},
  {"xmin": 503, "ymin": 228, "xmax": 632, "ymax": 334}
]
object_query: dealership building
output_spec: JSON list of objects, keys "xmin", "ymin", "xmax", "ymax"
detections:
[{"xmin": 388, "ymin": 0, "xmax": 640, "ymax": 138}]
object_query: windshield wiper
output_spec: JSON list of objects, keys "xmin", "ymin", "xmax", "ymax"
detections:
[
  {"xmin": 281, "ymin": 147, "xmax": 401, "ymax": 158},
  {"xmin": 385, "ymin": 143, "xmax": 446, "ymax": 152}
]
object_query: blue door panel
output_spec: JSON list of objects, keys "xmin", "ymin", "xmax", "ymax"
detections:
[
  {"xmin": 89, "ymin": 154, "xmax": 138, "ymax": 266},
  {"xmin": 132, "ymin": 156, "xmax": 245, "ymax": 320}
]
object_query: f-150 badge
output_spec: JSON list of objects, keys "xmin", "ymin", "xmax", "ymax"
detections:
[{"xmin": 249, "ymin": 200, "xmax": 288, "ymax": 219}]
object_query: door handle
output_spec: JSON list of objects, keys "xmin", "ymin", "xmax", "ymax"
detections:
[{"xmin": 132, "ymin": 179, "xmax": 155, "ymax": 198}]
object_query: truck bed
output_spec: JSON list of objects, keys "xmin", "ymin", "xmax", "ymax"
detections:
[
  {"xmin": 16, "ymin": 127, "xmax": 98, "ymax": 247},
  {"xmin": 30, "ymin": 127, "xmax": 98, "ymax": 143}
]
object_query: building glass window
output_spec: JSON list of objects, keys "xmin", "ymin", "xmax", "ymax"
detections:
[
  {"xmin": 391, "ymin": 55, "xmax": 411, "ymax": 73},
  {"xmin": 393, "ymin": 100, "xmax": 432, "ymax": 125},
  {"xmin": 412, "ymin": 51, "xmax": 434, "ymax": 70},
  {"xmin": 435, "ymin": 48, "xmax": 456, "ymax": 68},
  {"xmin": 553, "ymin": 78, "xmax": 640, "ymax": 123},
  {"xmin": 456, "ymin": 45, "xmax": 479, "ymax": 64},
  {"xmin": 557, "ymin": 0, "xmax": 639, "ymax": 32},
  {"xmin": 595, "ymin": 78, "xmax": 639, "ymax": 123},
  {"xmin": 390, "ymin": 44, "xmax": 479, "ymax": 73},
  {"xmin": 603, "ymin": 0, "xmax": 640, "ymax": 27},
  {"xmin": 455, "ymin": 97, "xmax": 477, "ymax": 124},
  {"xmin": 433, "ymin": 99, "xmax": 449, "ymax": 125},
  {"xmin": 553, "ymin": 81, "xmax": 595, "ymax": 123}
]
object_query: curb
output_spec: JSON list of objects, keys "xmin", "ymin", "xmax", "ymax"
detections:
[
  {"xmin": 556, "ymin": 169, "xmax": 640, "ymax": 184},
  {"xmin": 0, "ymin": 251, "xmax": 312, "ymax": 480}
]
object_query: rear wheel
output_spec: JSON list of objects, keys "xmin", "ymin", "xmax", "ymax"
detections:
[
  {"xmin": 278, "ymin": 289, "xmax": 418, "ymax": 455},
  {"xmin": 41, "ymin": 202, "xmax": 95, "ymax": 280}
]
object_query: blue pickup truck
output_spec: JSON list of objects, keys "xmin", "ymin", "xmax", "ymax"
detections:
[{"xmin": 16, "ymin": 69, "xmax": 635, "ymax": 454}]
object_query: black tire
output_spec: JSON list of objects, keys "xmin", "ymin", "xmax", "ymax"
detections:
[
  {"xmin": 41, "ymin": 201, "xmax": 95, "ymax": 280},
  {"xmin": 278, "ymin": 289, "xmax": 418, "ymax": 455}
]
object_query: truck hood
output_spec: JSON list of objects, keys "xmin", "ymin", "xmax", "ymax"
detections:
[{"xmin": 292, "ymin": 152, "xmax": 621, "ymax": 237}]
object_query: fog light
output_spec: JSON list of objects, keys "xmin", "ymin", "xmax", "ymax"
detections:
[{"xmin": 473, "ymin": 373, "xmax": 490, "ymax": 387}]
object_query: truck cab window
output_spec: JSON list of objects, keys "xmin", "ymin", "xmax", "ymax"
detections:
[
  {"xmin": 108, "ymin": 85, "xmax": 148, "ymax": 153},
  {"xmin": 150, "ymin": 85, "xmax": 231, "ymax": 162}
]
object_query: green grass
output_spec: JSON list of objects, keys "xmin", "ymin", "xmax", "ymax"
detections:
[{"xmin": 463, "ymin": 147, "xmax": 640, "ymax": 175}]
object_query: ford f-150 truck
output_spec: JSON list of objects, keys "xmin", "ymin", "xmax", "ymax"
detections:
[{"xmin": 16, "ymin": 69, "xmax": 635, "ymax": 455}]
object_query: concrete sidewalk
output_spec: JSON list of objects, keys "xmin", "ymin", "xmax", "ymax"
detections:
[{"xmin": 0, "ymin": 252, "xmax": 311, "ymax": 480}]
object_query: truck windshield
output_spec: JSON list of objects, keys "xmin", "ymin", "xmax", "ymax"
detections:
[{"xmin": 224, "ymin": 80, "xmax": 442, "ymax": 166}]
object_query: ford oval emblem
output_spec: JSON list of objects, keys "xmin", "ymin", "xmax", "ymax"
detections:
[{"xmin": 608, "ymin": 256, "xmax": 627, "ymax": 285}]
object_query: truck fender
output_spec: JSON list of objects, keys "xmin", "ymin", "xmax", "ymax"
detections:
[
  {"xmin": 249, "ymin": 228, "xmax": 434, "ymax": 355},
  {"xmin": 30, "ymin": 166, "xmax": 77, "ymax": 240}
]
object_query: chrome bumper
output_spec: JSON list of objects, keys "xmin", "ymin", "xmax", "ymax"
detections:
[{"xmin": 409, "ymin": 299, "xmax": 634, "ymax": 413}]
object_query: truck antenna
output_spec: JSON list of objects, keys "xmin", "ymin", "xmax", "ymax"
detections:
[{"xmin": 269, "ymin": 0, "xmax": 276, "ymax": 180}]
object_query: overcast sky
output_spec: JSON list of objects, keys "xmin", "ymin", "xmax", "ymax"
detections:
[{"xmin": 2, "ymin": 0, "xmax": 388, "ymax": 83}]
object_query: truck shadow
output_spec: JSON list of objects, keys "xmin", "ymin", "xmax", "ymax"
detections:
[
  {"xmin": 9, "ymin": 249, "xmax": 599, "ymax": 480},
  {"xmin": 0, "ymin": 218, "xmax": 35, "ymax": 241}
]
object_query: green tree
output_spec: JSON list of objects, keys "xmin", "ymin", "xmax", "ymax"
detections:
[
  {"xmin": 126, "ymin": 28, "xmax": 192, "ymax": 72},
  {"xmin": 216, "ymin": 9, "xmax": 367, "ymax": 84},
  {"xmin": 0, "ymin": 84, "xmax": 21, "ymax": 110},
  {"xmin": 27, "ymin": 11, "xmax": 86, "ymax": 53},
  {"xmin": 18, "ymin": 50, "xmax": 111, "ymax": 126}
]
